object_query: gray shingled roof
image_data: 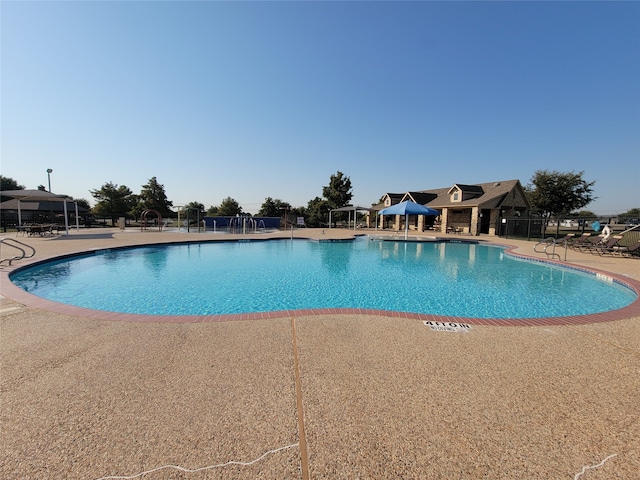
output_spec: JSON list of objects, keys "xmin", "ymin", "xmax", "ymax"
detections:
[
  {"xmin": 0, "ymin": 199, "xmax": 88, "ymax": 212},
  {"xmin": 404, "ymin": 191, "xmax": 438, "ymax": 204},
  {"xmin": 419, "ymin": 179, "xmax": 523, "ymax": 209}
]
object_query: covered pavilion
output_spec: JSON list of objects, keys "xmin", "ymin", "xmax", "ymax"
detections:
[
  {"xmin": 0, "ymin": 189, "xmax": 81, "ymax": 235},
  {"xmin": 328, "ymin": 205, "xmax": 375, "ymax": 230}
]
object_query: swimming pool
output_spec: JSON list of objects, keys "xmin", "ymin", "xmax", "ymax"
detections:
[{"xmin": 10, "ymin": 238, "xmax": 637, "ymax": 320}]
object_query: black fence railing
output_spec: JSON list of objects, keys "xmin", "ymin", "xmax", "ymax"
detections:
[{"xmin": 498, "ymin": 217, "xmax": 637, "ymax": 242}]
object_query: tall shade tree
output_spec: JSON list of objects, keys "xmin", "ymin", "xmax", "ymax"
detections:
[
  {"xmin": 178, "ymin": 202, "xmax": 205, "ymax": 225},
  {"xmin": 0, "ymin": 175, "xmax": 25, "ymax": 202},
  {"xmin": 306, "ymin": 196, "xmax": 331, "ymax": 227},
  {"xmin": 526, "ymin": 170, "xmax": 595, "ymax": 220},
  {"xmin": 217, "ymin": 197, "xmax": 243, "ymax": 216},
  {"xmin": 258, "ymin": 197, "xmax": 291, "ymax": 217},
  {"xmin": 138, "ymin": 177, "xmax": 174, "ymax": 217},
  {"xmin": 181, "ymin": 201, "xmax": 205, "ymax": 215},
  {"xmin": 73, "ymin": 198, "xmax": 91, "ymax": 210},
  {"xmin": 90, "ymin": 182, "xmax": 137, "ymax": 223},
  {"xmin": 0, "ymin": 175, "xmax": 25, "ymax": 192},
  {"xmin": 179, "ymin": 201, "xmax": 205, "ymax": 225},
  {"xmin": 322, "ymin": 171, "xmax": 353, "ymax": 209}
]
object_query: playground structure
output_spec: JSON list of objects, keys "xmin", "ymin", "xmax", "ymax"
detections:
[
  {"xmin": 140, "ymin": 209, "xmax": 163, "ymax": 232},
  {"xmin": 202, "ymin": 216, "xmax": 280, "ymax": 233}
]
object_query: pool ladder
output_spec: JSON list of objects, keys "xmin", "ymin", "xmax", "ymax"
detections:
[
  {"xmin": 0, "ymin": 237, "xmax": 36, "ymax": 266},
  {"xmin": 534, "ymin": 237, "xmax": 568, "ymax": 261}
]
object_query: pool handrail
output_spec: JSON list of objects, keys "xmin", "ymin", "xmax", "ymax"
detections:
[{"xmin": 0, "ymin": 237, "xmax": 36, "ymax": 266}]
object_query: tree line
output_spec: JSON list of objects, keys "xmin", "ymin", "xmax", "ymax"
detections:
[
  {"xmin": 90, "ymin": 172, "xmax": 354, "ymax": 227},
  {"xmin": 0, "ymin": 171, "xmax": 355, "ymax": 227},
  {"xmin": 2, "ymin": 170, "xmax": 639, "ymax": 227}
]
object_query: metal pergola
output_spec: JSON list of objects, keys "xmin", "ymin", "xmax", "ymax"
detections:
[
  {"xmin": 328, "ymin": 205, "xmax": 375, "ymax": 230},
  {"xmin": 1, "ymin": 189, "xmax": 80, "ymax": 235}
]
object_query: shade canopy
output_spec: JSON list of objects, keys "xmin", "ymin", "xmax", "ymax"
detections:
[
  {"xmin": 378, "ymin": 200, "xmax": 440, "ymax": 217},
  {"xmin": 329, "ymin": 205, "xmax": 375, "ymax": 230},
  {"xmin": 378, "ymin": 200, "xmax": 440, "ymax": 239},
  {"xmin": 0, "ymin": 189, "xmax": 72, "ymax": 201},
  {"xmin": 0, "ymin": 189, "xmax": 77, "ymax": 235}
]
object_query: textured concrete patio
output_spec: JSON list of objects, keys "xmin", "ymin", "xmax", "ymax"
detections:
[{"xmin": 1, "ymin": 228, "xmax": 638, "ymax": 479}]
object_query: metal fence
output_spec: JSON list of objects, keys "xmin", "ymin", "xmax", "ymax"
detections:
[{"xmin": 499, "ymin": 217, "xmax": 640, "ymax": 246}]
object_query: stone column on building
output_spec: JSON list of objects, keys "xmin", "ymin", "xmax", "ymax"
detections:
[
  {"xmin": 488, "ymin": 210, "xmax": 498, "ymax": 235},
  {"xmin": 440, "ymin": 209, "xmax": 449, "ymax": 233},
  {"xmin": 470, "ymin": 206, "xmax": 480, "ymax": 236}
]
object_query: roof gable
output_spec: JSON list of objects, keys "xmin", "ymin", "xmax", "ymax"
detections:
[
  {"xmin": 380, "ymin": 193, "xmax": 405, "ymax": 207},
  {"xmin": 447, "ymin": 184, "xmax": 484, "ymax": 195},
  {"xmin": 423, "ymin": 179, "xmax": 529, "ymax": 209},
  {"xmin": 403, "ymin": 191, "xmax": 438, "ymax": 204},
  {"xmin": 376, "ymin": 180, "xmax": 530, "ymax": 211}
]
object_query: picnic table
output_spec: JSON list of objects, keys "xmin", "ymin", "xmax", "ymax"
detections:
[{"xmin": 23, "ymin": 224, "xmax": 61, "ymax": 236}]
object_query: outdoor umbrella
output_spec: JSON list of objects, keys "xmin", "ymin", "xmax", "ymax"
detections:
[{"xmin": 378, "ymin": 200, "xmax": 440, "ymax": 239}]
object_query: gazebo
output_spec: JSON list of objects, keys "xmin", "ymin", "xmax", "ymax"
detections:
[
  {"xmin": 328, "ymin": 205, "xmax": 375, "ymax": 230},
  {"xmin": 0, "ymin": 189, "xmax": 81, "ymax": 235}
]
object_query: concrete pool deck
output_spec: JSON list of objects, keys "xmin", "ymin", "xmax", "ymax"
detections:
[{"xmin": 1, "ymin": 228, "xmax": 638, "ymax": 479}]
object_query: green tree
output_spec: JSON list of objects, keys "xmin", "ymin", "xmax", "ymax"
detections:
[
  {"xmin": 179, "ymin": 201, "xmax": 205, "ymax": 224},
  {"xmin": 618, "ymin": 208, "xmax": 640, "ymax": 223},
  {"xmin": 0, "ymin": 175, "xmax": 25, "ymax": 202},
  {"xmin": 73, "ymin": 198, "xmax": 91, "ymax": 210},
  {"xmin": 206, "ymin": 205, "xmax": 220, "ymax": 216},
  {"xmin": 258, "ymin": 197, "xmax": 291, "ymax": 217},
  {"xmin": 0, "ymin": 175, "xmax": 25, "ymax": 192},
  {"xmin": 137, "ymin": 177, "xmax": 174, "ymax": 217},
  {"xmin": 322, "ymin": 171, "xmax": 353, "ymax": 208},
  {"xmin": 182, "ymin": 201, "xmax": 205, "ymax": 215},
  {"xmin": 217, "ymin": 197, "xmax": 243, "ymax": 216},
  {"xmin": 305, "ymin": 196, "xmax": 331, "ymax": 227},
  {"xmin": 90, "ymin": 182, "xmax": 137, "ymax": 224},
  {"xmin": 526, "ymin": 170, "xmax": 595, "ymax": 220},
  {"xmin": 573, "ymin": 210, "xmax": 596, "ymax": 217}
]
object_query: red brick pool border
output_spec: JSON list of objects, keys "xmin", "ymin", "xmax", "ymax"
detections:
[{"xmin": 2, "ymin": 242, "xmax": 639, "ymax": 326}]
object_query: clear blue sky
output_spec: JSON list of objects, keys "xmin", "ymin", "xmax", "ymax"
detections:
[{"xmin": 2, "ymin": 1, "xmax": 638, "ymax": 215}]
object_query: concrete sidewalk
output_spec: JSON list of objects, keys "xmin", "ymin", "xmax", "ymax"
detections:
[{"xmin": 1, "ymin": 229, "xmax": 638, "ymax": 479}]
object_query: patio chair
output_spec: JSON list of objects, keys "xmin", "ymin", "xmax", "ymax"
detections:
[
  {"xmin": 27, "ymin": 224, "xmax": 44, "ymax": 237},
  {"xmin": 591, "ymin": 235, "xmax": 624, "ymax": 256},
  {"xmin": 613, "ymin": 240, "xmax": 640, "ymax": 258},
  {"xmin": 554, "ymin": 233, "xmax": 575, "ymax": 244},
  {"xmin": 574, "ymin": 234, "xmax": 606, "ymax": 253},
  {"xmin": 568, "ymin": 233, "xmax": 591, "ymax": 250}
]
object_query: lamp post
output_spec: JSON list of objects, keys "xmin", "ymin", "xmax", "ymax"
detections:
[
  {"xmin": 280, "ymin": 206, "xmax": 288, "ymax": 229},
  {"xmin": 46, "ymin": 169, "xmax": 54, "ymax": 223}
]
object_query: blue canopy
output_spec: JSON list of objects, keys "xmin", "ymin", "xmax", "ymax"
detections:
[
  {"xmin": 378, "ymin": 201, "xmax": 440, "ymax": 239},
  {"xmin": 378, "ymin": 200, "xmax": 440, "ymax": 217}
]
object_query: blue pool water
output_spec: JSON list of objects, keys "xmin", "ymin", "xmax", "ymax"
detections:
[{"xmin": 10, "ymin": 238, "xmax": 636, "ymax": 319}]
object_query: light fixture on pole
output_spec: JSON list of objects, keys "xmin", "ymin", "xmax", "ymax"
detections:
[{"xmin": 46, "ymin": 169, "xmax": 53, "ymax": 192}]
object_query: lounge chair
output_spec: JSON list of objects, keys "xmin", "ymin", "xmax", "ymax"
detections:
[
  {"xmin": 574, "ymin": 234, "xmax": 605, "ymax": 252},
  {"xmin": 591, "ymin": 235, "xmax": 624, "ymax": 256},
  {"xmin": 555, "ymin": 233, "xmax": 575, "ymax": 244},
  {"xmin": 613, "ymin": 240, "xmax": 640, "ymax": 258},
  {"xmin": 568, "ymin": 233, "xmax": 592, "ymax": 250}
]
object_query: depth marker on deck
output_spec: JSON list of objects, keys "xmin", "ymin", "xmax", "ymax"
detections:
[{"xmin": 424, "ymin": 320, "xmax": 471, "ymax": 333}]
